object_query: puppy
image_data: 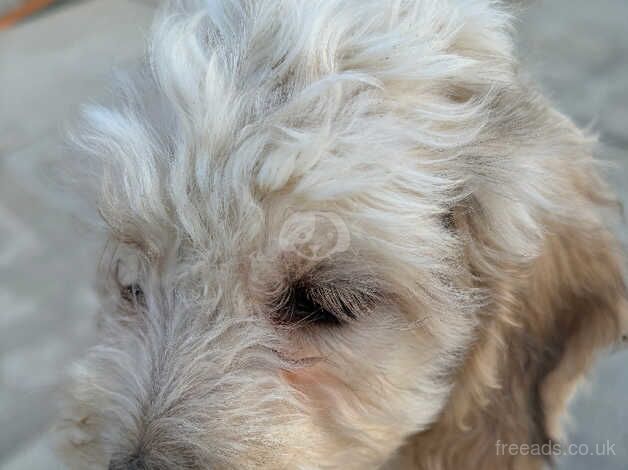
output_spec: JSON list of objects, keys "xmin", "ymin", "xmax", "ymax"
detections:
[{"xmin": 58, "ymin": 1, "xmax": 627, "ymax": 469}]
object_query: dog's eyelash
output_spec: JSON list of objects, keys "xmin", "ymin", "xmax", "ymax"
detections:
[
  {"xmin": 273, "ymin": 284, "xmax": 343, "ymax": 327},
  {"xmin": 273, "ymin": 279, "xmax": 382, "ymax": 328},
  {"xmin": 290, "ymin": 285, "xmax": 348, "ymax": 326}
]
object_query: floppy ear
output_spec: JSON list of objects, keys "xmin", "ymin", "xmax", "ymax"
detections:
[{"xmin": 389, "ymin": 82, "xmax": 627, "ymax": 469}]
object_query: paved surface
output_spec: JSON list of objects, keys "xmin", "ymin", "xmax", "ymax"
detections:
[
  {"xmin": 0, "ymin": 1, "xmax": 20, "ymax": 16},
  {"xmin": 0, "ymin": 0, "xmax": 626, "ymax": 468}
]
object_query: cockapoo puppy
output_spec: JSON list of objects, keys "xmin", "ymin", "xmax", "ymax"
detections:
[{"xmin": 57, "ymin": 0, "xmax": 627, "ymax": 469}]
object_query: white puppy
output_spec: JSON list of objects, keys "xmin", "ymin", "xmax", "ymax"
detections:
[{"xmin": 58, "ymin": 1, "xmax": 627, "ymax": 469}]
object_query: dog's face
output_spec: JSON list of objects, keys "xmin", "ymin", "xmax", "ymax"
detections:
[
  {"xmin": 61, "ymin": 112, "xmax": 478, "ymax": 468},
  {"xmin": 62, "ymin": 185, "xmax": 473, "ymax": 470},
  {"xmin": 59, "ymin": 1, "xmax": 626, "ymax": 470}
]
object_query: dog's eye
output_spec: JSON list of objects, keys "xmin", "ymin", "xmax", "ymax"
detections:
[
  {"xmin": 274, "ymin": 282, "xmax": 366, "ymax": 327},
  {"xmin": 113, "ymin": 255, "xmax": 144, "ymax": 307},
  {"xmin": 120, "ymin": 283, "xmax": 144, "ymax": 305},
  {"xmin": 287, "ymin": 285, "xmax": 345, "ymax": 326}
]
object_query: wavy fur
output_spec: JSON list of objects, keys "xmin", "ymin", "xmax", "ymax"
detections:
[{"xmin": 58, "ymin": 1, "xmax": 626, "ymax": 469}]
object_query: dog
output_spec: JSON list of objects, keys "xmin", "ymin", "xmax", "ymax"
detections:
[{"xmin": 57, "ymin": 1, "xmax": 627, "ymax": 468}]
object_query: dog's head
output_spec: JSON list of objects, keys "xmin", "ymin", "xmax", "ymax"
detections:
[{"xmin": 58, "ymin": 1, "xmax": 626, "ymax": 469}]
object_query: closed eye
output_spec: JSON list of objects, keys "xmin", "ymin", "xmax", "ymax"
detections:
[
  {"xmin": 286, "ymin": 284, "xmax": 347, "ymax": 326},
  {"xmin": 272, "ymin": 278, "xmax": 380, "ymax": 328}
]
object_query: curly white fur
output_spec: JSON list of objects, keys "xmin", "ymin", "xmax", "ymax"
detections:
[{"xmin": 57, "ymin": 1, "xmax": 616, "ymax": 469}]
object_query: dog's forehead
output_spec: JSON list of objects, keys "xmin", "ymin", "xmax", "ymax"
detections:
[{"xmin": 74, "ymin": 0, "xmax": 515, "ymax": 255}]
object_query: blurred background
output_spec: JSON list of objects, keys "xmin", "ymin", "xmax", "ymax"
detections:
[{"xmin": 0, "ymin": 0, "xmax": 626, "ymax": 468}]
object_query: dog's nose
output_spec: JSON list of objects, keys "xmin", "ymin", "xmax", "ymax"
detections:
[{"xmin": 108, "ymin": 455, "xmax": 146, "ymax": 470}]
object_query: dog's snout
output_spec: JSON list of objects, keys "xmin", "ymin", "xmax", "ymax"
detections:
[{"xmin": 108, "ymin": 455, "xmax": 147, "ymax": 470}]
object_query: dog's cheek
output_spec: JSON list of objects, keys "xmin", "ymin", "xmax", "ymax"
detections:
[
  {"xmin": 279, "ymin": 365, "xmax": 415, "ymax": 468},
  {"xmin": 279, "ymin": 326, "xmax": 456, "ymax": 460},
  {"xmin": 280, "ymin": 365, "xmax": 345, "ymax": 402}
]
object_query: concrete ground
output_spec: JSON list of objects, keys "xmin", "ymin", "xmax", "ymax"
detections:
[
  {"xmin": 0, "ymin": 1, "xmax": 20, "ymax": 16},
  {"xmin": 0, "ymin": 0, "xmax": 626, "ymax": 468}
]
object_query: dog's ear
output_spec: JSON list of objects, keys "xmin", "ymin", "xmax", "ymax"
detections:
[{"xmin": 393, "ymin": 83, "xmax": 627, "ymax": 469}]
